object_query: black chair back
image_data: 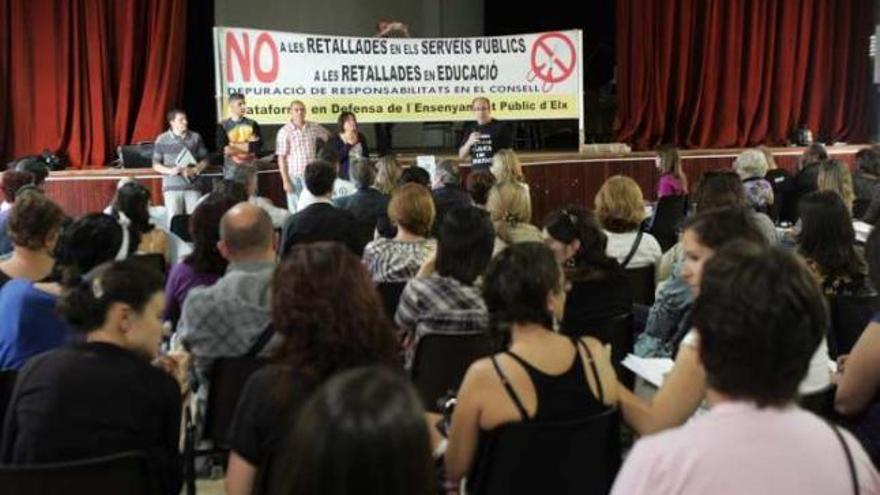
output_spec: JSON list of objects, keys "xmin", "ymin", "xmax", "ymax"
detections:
[
  {"xmin": 799, "ymin": 385, "xmax": 838, "ymax": 421},
  {"xmin": 169, "ymin": 214, "xmax": 192, "ymax": 243},
  {"xmin": 128, "ymin": 253, "xmax": 166, "ymax": 279},
  {"xmin": 377, "ymin": 281, "xmax": 407, "ymax": 320},
  {"xmin": 649, "ymin": 195, "xmax": 687, "ymax": 252},
  {"xmin": 410, "ymin": 332, "xmax": 494, "ymax": 412},
  {"xmin": 203, "ymin": 356, "xmax": 269, "ymax": 449},
  {"xmin": 562, "ymin": 313, "xmax": 634, "ymax": 387},
  {"xmin": 0, "ymin": 370, "xmax": 17, "ymax": 438},
  {"xmin": 624, "ymin": 265, "xmax": 655, "ymax": 305},
  {"xmin": 828, "ymin": 294, "xmax": 880, "ymax": 358},
  {"xmin": 467, "ymin": 409, "xmax": 621, "ymax": 495},
  {"xmin": 0, "ymin": 451, "xmax": 159, "ymax": 495}
]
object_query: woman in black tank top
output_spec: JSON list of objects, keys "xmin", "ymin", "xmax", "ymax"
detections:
[{"xmin": 445, "ymin": 243, "xmax": 621, "ymax": 493}]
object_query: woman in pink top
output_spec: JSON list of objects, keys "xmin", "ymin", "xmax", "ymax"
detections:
[
  {"xmin": 611, "ymin": 242, "xmax": 879, "ymax": 495},
  {"xmin": 656, "ymin": 146, "xmax": 688, "ymax": 198}
]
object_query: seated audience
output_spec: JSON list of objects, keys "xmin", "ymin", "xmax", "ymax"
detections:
[
  {"xmin": 0, "ymin": 213, "xmax": 130, "ymax": 370},
  {"xmin": 279, "ymin": 160, "xmax": 360, "ymax": 257},
  {"xmin": 164, "ymin": 193, "xmax": 239, "ymax": 326},
  {"xmin": 111, "ymin": 182, "xmax": 167, "ymax": 260},
  {"xmin": 656, "ymin": 146, "xmax": 687, "ymax": 198},
  {"xmin": 543, "ymin": 206, "xmax": 632, "ymax": 332},
  {"xmin": 225, "ymin": 242, "xmax": 397, "ymax": 495},
  {"xmin": 817, "ymin": 159, "xmax": 855, "ymax": 213},
  {"xmin": 269, "ymin": 366, "xmax": 433, "ymax": 495},
  {"xmin": 295, "ymin": 147, "xmax": 357, "ymax": 212},
  {"xmin": 445, "ymin": 242, "xmax": 620, "ymax": 492},
  {"xmin": 835, "ymin": 226, "xmax": 880, "ymax": 464},
  {"xmin": 178, "ymin": 203, "xmax": 280, "ymax": 406},
  {"xmin": 594, "ymin": 175, "xmax": 661, "ymax": 269},
  {"xmin": 855, "ymin": 148, "xmax": 880, "ymax": 221},
  {"xmin": 466, "ymin": 170, "xmax": 497, "ymax": 209},
  {"xmin": 335, "ymin": 158, "xmax": 390, "ymax": 249},
  {"xmin": 396, "ymin": 207, "xmax": 494, "ymax": 365},
  {"xmin": 0, "ymin": 260, "xmax": 183, "ymax": 495},
  {"xmin": 363, "ymin": 183, "xmax": 436, "ymax": 283},
  {"xmin": 490, "ymin": 149, "xmax": 526, "ymax": 185},
  {"xmin": 621, "ymin": 209, "xmax": 830, "ymax": 435},
  {"xmin": 794, "ymin": 143, "xmax": 828, "ymax": 199},
  {"xmin": 0, "ymin": 190, "xmax": 65, "ymax": 289},
  {"xmin": 760, "ymin": 145, "xmax": 797, "ymax": 222},
  {"xmin": 431, "ymin": 159, "xmax": 472, "ymax": 234},
  {"xmin": 487, "ymin": 180, "xmax": 542, "ymax": 255},
  {"xmin": 612, "ymin": 242, "xmax": 880, "ymax": 494},
  {"xmin": 798, "ymin": 191, "xmax": 872, "ymax": 297},
  {"xmin": 0, "ymin": 170, "xmax": 36, "ymax": 255},
  {"xmin": 732, "ymin": 148, "xmax": 773, "ymax": 213}
]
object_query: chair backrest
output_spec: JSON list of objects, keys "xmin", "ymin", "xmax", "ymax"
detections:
[
  {"xmin": 466, "ymin": 409, "xmax": 621, "ymax": 495},
  {"xmin": 410, "ymin": 332, "xmax": 494, "ymax": 412},
  {"xmin": 799, "ymin": 385, "xmax": 838, "ymax": 421},
  {"xmin": 624, "ymin": 265, "xmax": 656, "ymax": 305},
  {"xmin": 128, "ymin": 253, "xmax": 166, "ymax": 278},
  {"xmin": 0, "ymin": 451, "xmax": 159, "ymax": 495},
  {"xmin": 561, "ymin": 313, "xmax": 633, "ymax": 387},
  {"xmin": 169, "ymin": 214, "xmax": 192, "ymax": 243},
  {"xmin": 828, "ymin": 294, "xmax": 880, "ymax": 358},
  {"xmin": 377, "ymin": 281, "xmax": 407, "ymax": 320},
  {"xmin": 649, "ymin": 195, "xmax": 687, "ymax": 252},
  {"xmin": 0, "ymin": 370, "xmax": 17, "ymax": 438},
  {"xmin": 203, "ymin": 356, "xmax": 269, "ymax": 449}
]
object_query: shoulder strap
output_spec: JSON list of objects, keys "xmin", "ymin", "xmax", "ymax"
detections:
[
  {"xmin": 574, "ymin": 338, "xmax": 605, "ymax": 403},
  {"xmin": 245, "ymin": 323, "xmax": 275, "ymax": 358},
  {"xmin": 490, "ymin": 355, "xmax": 529, "ymax": 422},
  {"xmin": 621, "ymin": 230, "xmax": 644, "ymax": 269},
  {"xmin": 827, "ymin": 420, "xmax": 860, "ymax": 495}
]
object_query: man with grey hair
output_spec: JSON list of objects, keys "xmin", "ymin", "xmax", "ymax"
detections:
[
  {"xmin": 336, "ymin": 158, "xmax": 389, "ymax": 249},
  {"xmin": 178, "ymin": 202, "xmax": 280, "ymax": 408},
  {"xmin": 431, "ymin": 159, "xmax": 472, "ymax": 235}
]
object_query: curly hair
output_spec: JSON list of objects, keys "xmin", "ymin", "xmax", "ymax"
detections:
[
  {"xmin": 7, "ymin": 189, "xmax": 65, "ymax": 250},
  {"xmin": 271, "ymin": 242, "xmax": 399, "ymax": 408}
]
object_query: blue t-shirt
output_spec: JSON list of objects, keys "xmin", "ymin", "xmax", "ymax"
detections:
[{"xmin": 0, "ymin": 279, "xmax": 71, "ymax": 370}]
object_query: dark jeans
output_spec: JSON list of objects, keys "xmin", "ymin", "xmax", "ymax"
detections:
[{"xmin": 375, "ymin": 123, "xmax": 395, "ymax": 155}]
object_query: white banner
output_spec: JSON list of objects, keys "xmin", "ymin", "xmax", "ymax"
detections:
[{"xmin": 213, "ymin": 27, "xmax": 583, "ymax": 127}]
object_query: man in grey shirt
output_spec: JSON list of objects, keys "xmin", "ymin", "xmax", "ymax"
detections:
[
  {"xmin": 152, "ymin": 108, "xmax": 209, "ymax": 215},
  {"xmin": 178, "ymin": 202, "xmax": 280, "ymax": 408}
]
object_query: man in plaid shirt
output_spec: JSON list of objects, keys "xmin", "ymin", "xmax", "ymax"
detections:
[{"xmin": 275, "ymin": 100, "xmax": 331, "ymax": 212}]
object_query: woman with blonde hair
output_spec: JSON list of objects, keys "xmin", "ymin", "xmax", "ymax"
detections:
[
  {"xmin": 818, "ymin": 159, "xmax": 855, "ymax": 212},
  {"xmin": 595, "ymin": 175, "xmax": 661, "ymax": 268},
  {"xmin": 374, "ymin": 156, "xmax": 403, "ymax": 195},
  {"xmin": 486, "ymin": 180, "xmax": 542, "ymax": 255},
  {"xmin": 491, "ymin": 149, "xmax": 526, "ymax": 184}
]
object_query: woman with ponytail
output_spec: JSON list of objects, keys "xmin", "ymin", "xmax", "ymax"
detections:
[{"xmin": 0, "ymin": 259, "xmax": 182, "ymax": 495}]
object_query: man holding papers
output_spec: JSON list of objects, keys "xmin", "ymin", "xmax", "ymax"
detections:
[{"xmin": 152, "ymin": 109, "xmax": 209, "ymax": 215}]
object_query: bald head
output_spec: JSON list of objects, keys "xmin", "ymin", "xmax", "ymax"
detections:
[{"xmin": 219, "ymin": 202, "xmax": 274, "ymax": 258}]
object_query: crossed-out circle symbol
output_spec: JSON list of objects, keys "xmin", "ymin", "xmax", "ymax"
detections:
[{"xmin": 530, "ymin": 32, "xmax": 576, "ymax": 84}]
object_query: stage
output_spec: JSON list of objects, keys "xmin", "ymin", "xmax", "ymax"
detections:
[{"xmin": 41, "ymin": 145, "xmax": 866, "ymax": 224}]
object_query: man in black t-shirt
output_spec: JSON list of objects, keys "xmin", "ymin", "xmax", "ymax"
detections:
[
  {"xmin": 217, "ymin": 93, "xmax": 262, "ymax": 181},
  {"xmin": 458, "ymin": 96, "xmax": 513, "ymax": 171}
]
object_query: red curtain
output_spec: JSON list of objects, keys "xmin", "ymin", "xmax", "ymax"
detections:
[
  {"xmin": 616, "ymin": 0, "xmax": 874, "ymax": 150},
  {"xmin": 0, "ymin": 0, "xmax": 187, "ymax": 169}
]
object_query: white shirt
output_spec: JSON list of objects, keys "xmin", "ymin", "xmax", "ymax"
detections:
[
  {"xmin": 604, "ymin": 230, "xmax": 662, "ymax": 269},
  {"xmin": 296, "ymin": 178, "xmax": 357, "ymax": 212}
]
